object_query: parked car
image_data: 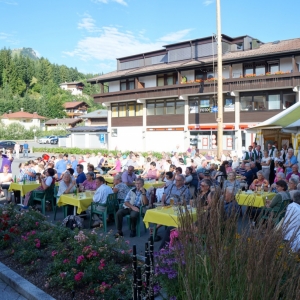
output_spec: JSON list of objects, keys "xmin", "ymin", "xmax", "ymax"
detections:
[
  {"xmin": 50, "ymin": 136, "xmax": 67, "ymax": 144},
  {"xmin": 0, "ymin": 141, "xmax": 24, "ymax": 153},
  {"xmin": 38, "ymin": 136, "xmax": 50, "ymax": 144},
  {"xmin": 38, "ymin": 136, "xmax": 57, "ymax": 144}
]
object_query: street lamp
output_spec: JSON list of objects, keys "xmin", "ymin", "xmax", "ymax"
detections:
[{"xmin": 33, "ymin": 129, "xmax": 36, "ymax": 142}]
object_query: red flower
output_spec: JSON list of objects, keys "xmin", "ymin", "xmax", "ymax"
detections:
[
  {"xmin": 3, "ymin": 234, "xmax": 10, "ymax": 241},
  {"xmin": 76, "ymin": 255, "xmax": 84, "ymax": 264},
  {"xmin": 74, "ymin": 272, "xmax": 84, "ymax": 282}
]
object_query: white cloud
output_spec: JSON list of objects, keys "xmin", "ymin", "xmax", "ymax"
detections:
[
  {"xmin": 91, "ymin": 0, "xmax": 127, "ymax": 6},
  {"xmin": 0, "ymin": 32, "xmax": 19, "ymax": 44},
  {"xmin": 0, "ymin": 0, "xmax": 18, "ymax": 5},
  {"xmin": 158, "ymin": 29, "xmax": 193, "ymax": 43},
  {"xmin": 78, "ymin": 14, "xmax": 100, "ymax": 32},
  {"xmin": 203, "ymin": 0, "xmax": 214, "ymax": 6},
  {"xmin": 64, "ymin": 15, "xmax": 192, "ymax": 72}
]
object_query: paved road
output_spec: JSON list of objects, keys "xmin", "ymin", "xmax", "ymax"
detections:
[{"xmin": 0, "ymin": 278, "xmax": 27, "ymax": 300}]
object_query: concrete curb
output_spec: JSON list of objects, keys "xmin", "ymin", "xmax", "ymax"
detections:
[{"xmin": 0, "ymin": 262, "xmax": 55, "ymax": 300}]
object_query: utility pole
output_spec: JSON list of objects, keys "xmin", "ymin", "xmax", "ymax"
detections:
[{"xmin": 216, "ymin": 0, "xmax": 223, "ymax": 159}]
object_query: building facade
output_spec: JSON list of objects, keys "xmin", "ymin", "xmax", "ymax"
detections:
[
  {"xmin": 89, "ymin": 34, "xmax": 300, "ymax": 152},
  {"xmin": 60, "ymin": 81, "xmax": 84, "ymax": 95},
  {"xmin": 79, "ymin": 109, "xmax": 108, "ymax": 127},
  {"xmin": 0, "ymin": 109, "xmax": 46, "ymax": 129},
  {"xmin": 63, "ymin": 101, "xmax": 89, "ymax": 118}
]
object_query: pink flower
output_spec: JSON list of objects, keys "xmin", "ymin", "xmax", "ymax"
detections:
[
  {"xmin": 74, "ymin": 272, "xmax": 84, "ymax": 282},
  {"xmin": 125, "ymin": 240, "xmax": 130, "ymax": 245},
  {"xmin": 121, "ymin": 250, "xmax": 125, "ymax": 254},
  {"xmin": 35, "ymin": 222, "xmax": 39, "ymax": 226},
  {"xmin": 98, "ymin": 259, "xmax": 105, "ymax": 270},
  {"xmin": 51, "ymin": 251, "xmax": 58, "ymax": 257},
  {"xmin": 63, "ymin": 259, "xmax": 70, "ymax": 264},
  {"xmin": 76, "ymin": 255, "xmax": 84, "ymax": 264},
  {"xmin": 60, "ymin": 272, "xmax": 67, "ymax": 279},
  {"xmin": 35, "ymin": 243, "xmax": 40, "ymax": 248}
]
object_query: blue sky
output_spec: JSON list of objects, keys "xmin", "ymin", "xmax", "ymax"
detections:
[{"xmin": 0, "ymin": 0, "xmax": 299, "ymax": 75}]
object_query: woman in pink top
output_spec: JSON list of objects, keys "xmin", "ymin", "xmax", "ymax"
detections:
[
  {"xmin": 82, "ymin": 172, "xmax": 97, "ymax": 190},
  {"xmin": 108, "ymin": 156, "xmax": 121, "ymax": 175},
  {"xmin": 145, "ymin": 162, "xmax": 160, "ymax": 180}
]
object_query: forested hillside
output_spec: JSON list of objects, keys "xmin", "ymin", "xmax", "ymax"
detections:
[{"xmin": 0, "ymin": 48, "xmax": 103, "ymax": 119}]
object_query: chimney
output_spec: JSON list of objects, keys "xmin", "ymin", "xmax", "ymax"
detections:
[
  {"xmin": 33, "ymin": 112, "xmax": 37, "ymax": 115},
  {"xmin": 21, "ymin": 108, "xmax": 24, "ymax": 112},
  {"xmin": 9, "ymin": 110, "xmax": 12, "ymax": 114}
]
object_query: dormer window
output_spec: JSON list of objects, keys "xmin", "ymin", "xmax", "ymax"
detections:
[{"xmin": 236, "ymin": 42, "xmax": 243, "ymax": 50}]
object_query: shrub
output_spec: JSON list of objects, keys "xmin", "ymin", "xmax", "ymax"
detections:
[{"xmin": 0, "ymin": 206, "xmax": 133, "ymax": 299}]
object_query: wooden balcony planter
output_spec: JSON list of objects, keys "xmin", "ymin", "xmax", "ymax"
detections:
[{"xmin": 93, "ymin": 72, "xmax": 300, "ymax": 103}]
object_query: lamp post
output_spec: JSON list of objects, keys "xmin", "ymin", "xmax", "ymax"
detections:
[
  {"xmin": 33, "ymin": 129, "xmax": 36, "ymax": 142},
  {"xmin": 216, "ymin": 0, "xmax": 223, "ymax": 159}
]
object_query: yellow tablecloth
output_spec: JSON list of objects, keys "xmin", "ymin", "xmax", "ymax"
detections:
[
  {"xmin": 144, "ymin": 181, "xmax": 165, "ymax": 190},
  {"xmin": 103, "ymin": 176, "xmax": 114, "ymax": 187},
  {"xmin": 9, "ymin": 182, "xmax": 40, "ymax": 196},
  {"xmin": 143, "ymin": 207, "xmax": 197, "ymax": 228},
  {"xmin": 57, "ymin": 192, "xmax": 94, "ymax": 214},
  {"xmin": 236, "ymin": 192, "xmax": 276, "ymax": 208}
]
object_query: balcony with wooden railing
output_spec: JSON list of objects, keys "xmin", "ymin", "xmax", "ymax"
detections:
[{"xmin": 94, "ymin": 72, "xmax": 300, "ymax": 103}]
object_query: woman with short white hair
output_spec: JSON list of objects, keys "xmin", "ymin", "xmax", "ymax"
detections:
[{"xmin": 288, "ymin": 176, "xmax": 299, "ymax": 201}]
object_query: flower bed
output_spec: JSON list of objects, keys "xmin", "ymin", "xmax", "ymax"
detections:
[{"xmin": 0, "ymin": 205, "xmax": 132, "ymax": 299}]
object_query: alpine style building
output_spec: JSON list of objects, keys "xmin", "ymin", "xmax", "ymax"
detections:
[{"xmin": 88, "ymin": 34, "xmax": 300, "ymax": 152}]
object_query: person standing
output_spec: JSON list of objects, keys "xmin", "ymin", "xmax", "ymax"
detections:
[
  {"xmin": 260, "ymin": 150, "xmax": 271, "ymax": 182},
  {"xmin": 14, "ymin": 142, "xmax": 20, "ymax": 159},
  {"xmin": 55, "ymin": 154, "xmax": 67, "ymax": 180},
  {"xmin": 23, "ymin": 141, "xmax": 29, "ymax": 158}
]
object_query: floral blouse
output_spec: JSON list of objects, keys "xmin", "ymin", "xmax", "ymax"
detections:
[{"xmin": 82, "ymin": 180, "xmax": 97, "ymax": 191}]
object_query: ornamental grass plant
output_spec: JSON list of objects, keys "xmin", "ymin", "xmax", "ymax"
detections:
[{"xmin": 156, "ymin": 190, "xmax": 300, "ymax": 300}]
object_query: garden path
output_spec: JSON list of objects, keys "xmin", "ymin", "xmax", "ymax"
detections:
[{"xmin": 0, "ymin": 278, "xmax": 27, "ymax": 300}]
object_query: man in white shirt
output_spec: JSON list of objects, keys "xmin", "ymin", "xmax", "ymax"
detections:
[
  {"xmin": 282, "ymin": 191, "xmax": 300, "ymax": 251},
  {"xmin": 281, "ymin": 144, "xmax": 288, "ymax": 161},
  {"xmin": 90, "ymin": 176, "xmax": 113, "ymax": 227},
  {"xmin": 171, "ymin": 152, "xmax": 179, "ymax": 167}
]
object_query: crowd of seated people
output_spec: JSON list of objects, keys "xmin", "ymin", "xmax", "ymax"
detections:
[{"xmin": 1, "ymin": 146, "xmax": 300, "ymax": 243}]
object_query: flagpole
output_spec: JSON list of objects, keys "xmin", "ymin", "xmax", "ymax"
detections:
[{"xmin": 216, "ymin": 0, "xmax": 223, "ymax": 159}]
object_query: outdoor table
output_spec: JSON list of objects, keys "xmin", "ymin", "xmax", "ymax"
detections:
[
  {"xmin": 103, "ymin": 176, "xmax": 114, "ymax": 187},
  {"xmin": 236, "ymin": 191, "xmax": 276, "ymax": 208},
  {"xmin": 57, "ymin": 191, "xmax": 94, "ymax": 215},
  {"xmin": 9, "ymin": 182, "xmax": 40, "ymax": 197},
  {"xmin": 143, "ymin": 206, "xmax": 197, "ymax": 229},
  {"xmin": 143, "ymin": 181, "xmax": 165, "ymax": 190}
]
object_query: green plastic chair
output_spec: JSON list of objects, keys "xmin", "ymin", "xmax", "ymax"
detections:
[
  {"xmin": 30, "ymin": 184, "xmax": 55, "ymax": 215},
  {"xmin": 126, "ymin": 205, "xmax": 147, "ymax": 237},
  {"xmin": 53, "ymin": 185, "xmax": 68, "ymax": 220},
  {"xmin": 259, "ymin": 198, "xmax": 291, "ymax": 226},
  {"xmin": 89, "ymin": 193, "xmax": 118, "ymax": 232}
]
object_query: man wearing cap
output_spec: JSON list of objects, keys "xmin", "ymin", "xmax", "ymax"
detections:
[{"xmin": 198, "ymin": 170, "xmax": 219, "ymax": 191}]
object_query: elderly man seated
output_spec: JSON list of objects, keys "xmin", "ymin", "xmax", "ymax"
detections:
[
  {"xmin": 116, "ymin": 178, "xmax": 148, "ymax": 237},
  {"xmin": 90, "ymin": 176, "xmax": 113, "ymax": 228},
  {"xmin": 121, "ymin": 165, "xmax": 137, "ymax": 187},
  {"xmin": 112, "ymin": 174, "xmax": 130, "ymax": 204},
  {"xmin": 223, "ymin": 186, "xmax": 240, "ymax": 218},
  {"xmin": 161, "ymin": 174, "xmax": 191, "ymax": 205}
]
